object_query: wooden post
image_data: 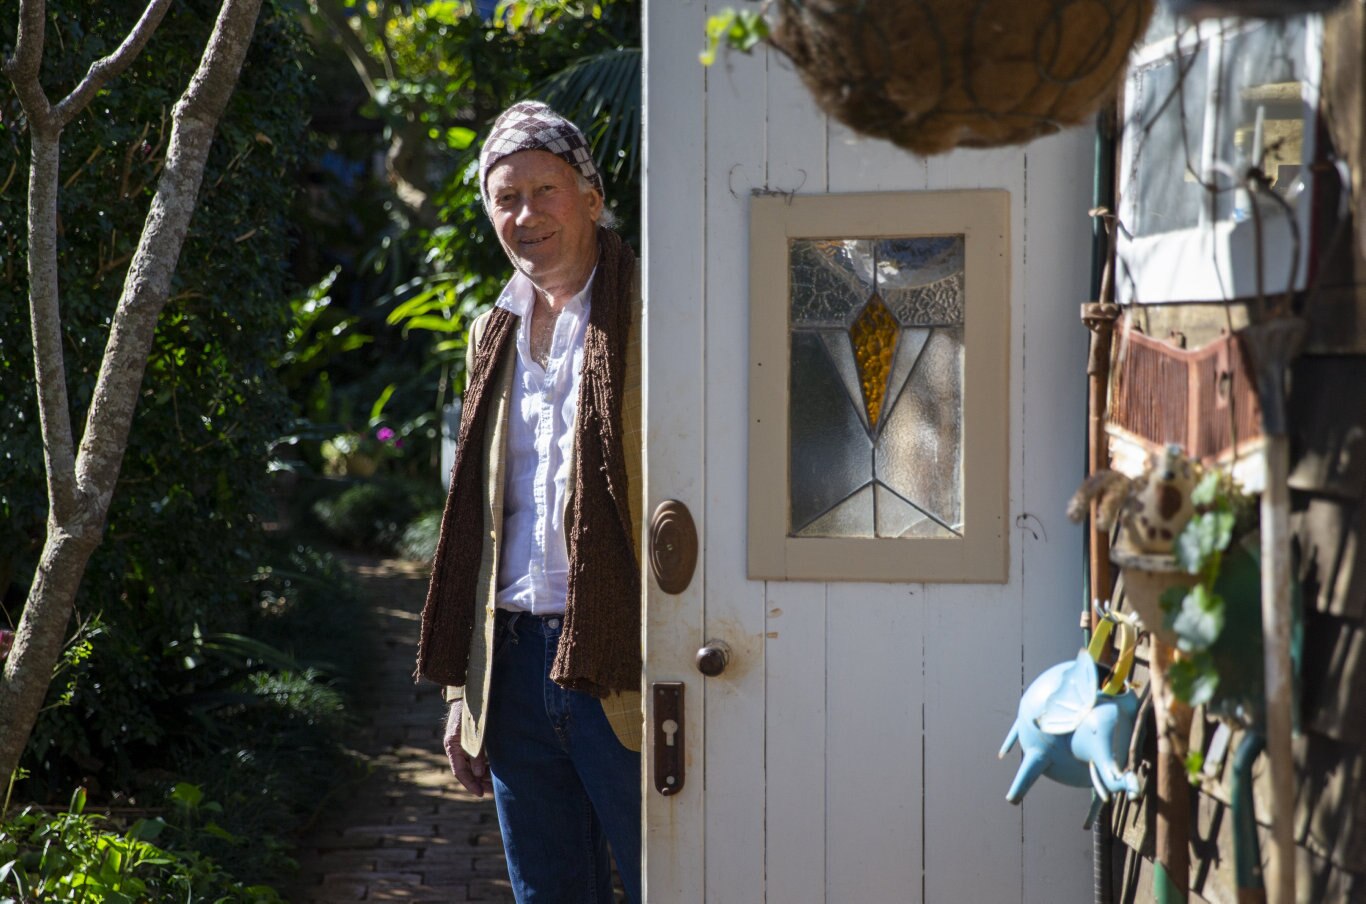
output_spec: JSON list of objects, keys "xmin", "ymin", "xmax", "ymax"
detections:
[
  {"xmin": 1238, "ymin": 318, "xmax": 1306, "ymax": 904},
  {"xmin": 1258, "ymin": 434, "xmax": 1296, "ymax": 904},
  {"xmin": 1082, "ymin": 301, "xmax": 1122, "ymax": 628},
  {"xmin": 1150, "ymin": 636, "xmax": 1193, "ymax": 903},
  {"xmin": 1113, "ymin": 546, "xmax": 1200, "ymax": 903}
]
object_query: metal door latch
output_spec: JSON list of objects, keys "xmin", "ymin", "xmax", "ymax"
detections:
[{"xmin": 652, "ymin": 682, "xmax": 685, "ymax": 796}]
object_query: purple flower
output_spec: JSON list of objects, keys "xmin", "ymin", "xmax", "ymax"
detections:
[{"xmin": 376, "ymin": 427, "xmax": 396, "ymax": 443}]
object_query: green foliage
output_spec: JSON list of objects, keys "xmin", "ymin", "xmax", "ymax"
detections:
[
  {"xmin": 311, "ymin": 478, "xmax": 442, "ymax": 551},
  {"xmin": 1167, "ymin": 583, "xmax": 1226, "ymax": 654},
  {"xmin": 0, "ymin": 787, "xmax": 282, "ymax": 902},
  {"xmin": 699, "ymin": 8, "xmax": 770, "ymax": 66},
  {"xmin": 398, "ymin": 510, "xmax": 443, "ymax": 563},
  {"xmin": 1169, "ymin": 650, "xmax": 1220, "ymax": 708},
  {"xmin": 538, "ymin": 46, "xmax": 641, "ymax": 181},
  {"xmin": 1175, "ymin": 509, "xmax": 1236, "ymax": 582},
  {"xmin": 1160, "ymin": 470, "xmax": 1258, "ymax": 714},
  {"xmin": 16, "ymin": 538, "xmax": 366, "ymax": 892},
  {"xmin": 1, "ymin": 0, "xmax": 312, "ymax": 796},
  {"xmin": 374, "ymin": 0, "xmax": 638, "ymax": 380}
]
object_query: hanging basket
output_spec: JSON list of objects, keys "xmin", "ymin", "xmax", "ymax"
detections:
[
  {"xmin": 1161, "ymin": 0, "xmax": 1345, "ymax": 18},
  {"xmin": 771, "ymin": 0, "xmax": 1155, "ymax": 155}
]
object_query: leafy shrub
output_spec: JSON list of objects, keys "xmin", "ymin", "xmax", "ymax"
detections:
[
  {"xmin": 311, "ymin": 478, "xmax": 442, "ymax": 552},
  {"xmin": 398, "ymin": 510, "xmax": 443, "ymax": 563},
  {"xmin": 20, "ymin": 542, "xmax": 369, "ymax": 886},
  {"xmin": 0, "ymin": 787, "xmax": 282, "ymax": 903},
  {"xmin": 249, "ymin": 543, "xmax": 373, "ymax": 680}
]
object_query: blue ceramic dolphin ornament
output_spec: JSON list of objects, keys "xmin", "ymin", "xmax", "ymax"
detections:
[{"xmin": 1000, "ymin": 614, "xmax": 1142, "ymax": 804}]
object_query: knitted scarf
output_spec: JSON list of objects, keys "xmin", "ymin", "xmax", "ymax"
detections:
[{"xmin": 415, "ymin": 227, "xmax": 640, "ymax": 697}]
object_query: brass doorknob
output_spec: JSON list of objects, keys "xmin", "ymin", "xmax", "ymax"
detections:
[{"xmin": 695, "ymin": 641, "xmax": 731, "ymax": 677}]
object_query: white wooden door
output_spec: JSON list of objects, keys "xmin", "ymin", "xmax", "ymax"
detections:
[{"xmin": 643, "ymin": 2, "xmax": 1100, "ymax": 899}]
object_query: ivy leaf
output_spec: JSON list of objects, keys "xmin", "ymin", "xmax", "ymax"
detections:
[
  {"xmin": 1169, "ymin": 584, "xmax": 1226, "ymax": 653},
  {"xmin": 1175, "ymin": 511, "xmax": 1236, "ymax": 575},
  {"xmin": 1170, "ymin": 653, "xmax": 1220, "ymax": 706},
  {"xmin": 1190, "ymin": 470, "xmax": 1223, "ymax": 508},
  {"xmin": 168, "ymin": 782, "xmax": 203, "ymax": 808},
  {"xmin": 1159, "ymin": 584, "xmax": 1187, "ymax": 616},
  {"xmin": 1185, "ymin": 750, "xmax": 1205, "ymax": 784},
  {"xmin": 700, "ymin": 9, "xmax": 770, "ymax": 66},
  {"xmin": 443, "ymin": 126, "xmax": 476, "ymax": 150}
]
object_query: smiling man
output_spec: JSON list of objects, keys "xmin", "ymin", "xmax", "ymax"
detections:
[{"xmin": 416, "ymin": 101, "xmax": 643, "ymax": 904}]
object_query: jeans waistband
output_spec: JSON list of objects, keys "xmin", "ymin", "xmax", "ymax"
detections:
[{"xmin": 495, "ymin": 608, "xmax": 565, "ymax": 633}]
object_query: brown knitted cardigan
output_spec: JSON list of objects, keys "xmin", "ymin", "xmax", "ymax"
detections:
[{"xmin": 415, "ymin": 227, "xmax": 640, "ymax": 697}]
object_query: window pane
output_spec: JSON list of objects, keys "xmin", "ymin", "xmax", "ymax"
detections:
[
  {"xmin": 1127, "ymin": 41, "xmax": 1210, "ymax": 237},
  {"xmin": 789, "ymin": 230, "xmax": 969, "ymax": 539},
  {"xmin": 797, "ymin": 483, "xmax": 875, "ymax": 538},
  {"xmin": 874, "ymin": 484, "xmax": 957, "ymax": 539},
  {"xmin": 790, "ymin": 331, "xmax": 874, "ymax": 534},
  {"xmin": 874, "ymin": 327, "xmax": 964, "ymax": 532},
  {"xmin": 1211, "ymin": 19, "xmax": 1309, "ymax": 222},
  {"xmin": 791, "ymin": 239, "xmax": 875, "ymax": 326},
  {"xmin": 875, "ymin": 236, "xmax": 964, "ymax": 290}
]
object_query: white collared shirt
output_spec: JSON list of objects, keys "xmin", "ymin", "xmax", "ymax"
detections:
[{"xmin": 493, "ymin": 270, "xmax": 594, "ymax": 614}]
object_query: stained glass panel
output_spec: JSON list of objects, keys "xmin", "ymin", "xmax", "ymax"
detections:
[
  {"xmin": 848, "ymin": 293, "xmax": 898, "ymax": 429},
  {"xmin": 875, "ymin": 237, "xmax": 964, "ymax": 289},
  {"xmin": 790, "ymin": 332, "xmax": 874, "ymax": 532},
  {"xmin": 790, "ymin": 240, "xmax": 875, "ymax": 326},
  {"xmin": 789, "ymin": 234, "xmax": 966, "ymax": 540},
  {"xmin": 874, "ymin": 484, "xmax": 957, "ymax": 539},
  {"xmin": 797, "ymin": 484, "xmax": 875, "ymax": 538},
  {"xmin": 885, "ymin": 273, "xmax": 965, "ymax": 327},
  {"xmin": 874, "ymin": 327, "xmax": 964, "ymax": 530},
  {"xmin": 819, "ymin": 332, "xmax": 870, "ymax": 431}
]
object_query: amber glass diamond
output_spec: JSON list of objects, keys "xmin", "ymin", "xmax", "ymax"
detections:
[{"xmin": 848, "ymin": 292, "xmax": 898, "ymax": 428}]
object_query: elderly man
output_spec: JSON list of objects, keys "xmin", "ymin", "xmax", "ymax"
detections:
[{"xmin": 416, "ymin": 101, "xmax": 643, "ymax": 904}]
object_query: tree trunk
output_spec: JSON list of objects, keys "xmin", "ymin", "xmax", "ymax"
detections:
[
  {"xmin": 0, "ymin": 528, "xmax": 100, "ymax": 785},
  {"xmin": 0, "ymin": 0, "xmax": 264, "ymax": 787}
]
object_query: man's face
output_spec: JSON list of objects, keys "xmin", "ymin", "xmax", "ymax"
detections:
[{"xmin": 486, "ymin": 150, "xmax": 603, "ymax": 292}]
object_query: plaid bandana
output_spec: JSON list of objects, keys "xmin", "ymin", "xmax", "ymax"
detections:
[{"xmin": 479, "ymin": 100, "xmax": 603, "ymax": 203}]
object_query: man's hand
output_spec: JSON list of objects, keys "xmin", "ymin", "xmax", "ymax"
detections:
[{"xmin": 444, "ymin": 700, "xmax": 492, "ymax": 797}]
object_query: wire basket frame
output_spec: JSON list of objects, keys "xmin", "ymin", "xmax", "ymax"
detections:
[
  {"xmin": 771, "ymin": 0, "xmax": 1155, "ymax": 155},
  {"xmin": 1109, "ymin": 324, "xmax": 1262, "ymax": 463}
]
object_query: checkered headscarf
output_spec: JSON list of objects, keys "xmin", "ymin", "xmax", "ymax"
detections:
[{"xmin": 479, "ymin": 101, "xmax": 603, "ymax": 204}]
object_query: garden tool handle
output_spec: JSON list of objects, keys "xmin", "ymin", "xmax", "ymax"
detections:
[{"xmin": 1087, "ymin": 612, "xmax": 1137, "ymax": 696}]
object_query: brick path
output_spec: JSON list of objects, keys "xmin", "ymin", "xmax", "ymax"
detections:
[{"xmin": 288, "ymin": 556, "xmax": 514, "ymax": 903}]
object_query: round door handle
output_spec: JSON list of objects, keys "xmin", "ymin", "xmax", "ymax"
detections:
[{"xmin": 695, "ymin": 641, "xmax": 731, "ymax": 677}]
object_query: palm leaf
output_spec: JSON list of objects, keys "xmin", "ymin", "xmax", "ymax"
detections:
[{"xmin": 535, "ymin": 47, "xmax": 642, "ymax": 182}]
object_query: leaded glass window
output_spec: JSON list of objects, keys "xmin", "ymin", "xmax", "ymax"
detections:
[
  {"xmin": 748, "ymin": 190, "xmax": 1008, "ymax": 584},
  {"xmin": 789, "ymin": 238, "xmax": 965, "ymax": 539}
]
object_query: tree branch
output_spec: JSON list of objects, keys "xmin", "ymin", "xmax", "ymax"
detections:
[
  {"xmin": 74, "ymin": 0, "xmax": 265, "ymax": 512},
  {"xmin": 24, "ymin": 134, "xmax": 80, "ymax": 524},
  {"xmin": 376, "ymin": 1, "xmax": 398, "ymax": 84},
  {"xmin": 4, "ymin": 0, "xmax": 54, "ymax": 131},
  {"xmin": 311, "ymin": 0, "xmax": 384, "ymax": 98},
  {"xmin": 53, "ymin": 0, "xmax": 175, "ymax": 127}
]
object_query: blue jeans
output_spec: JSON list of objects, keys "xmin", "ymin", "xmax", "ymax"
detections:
[{"xmin": 484, "ymin": 609, "xmax": 641, "ymax": 904}]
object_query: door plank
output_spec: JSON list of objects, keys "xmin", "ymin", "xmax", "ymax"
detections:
[
  {"xmin": 702, "ymin": 40, "xmax": 769, "ymax": 904},
  {"xmin": 642, "ymin": 0, "xmax": 708, "ymax": 900},
  {"xmin": 820, "ymin": 110, "xmax": 931, "ymax": 904},
  {"xmin": 825, "ymin": 584, "xmax": 927, "ymax": 900},
  {"xmin": 762, "ymin": 46, "xmax": 831, "ymax": 904},
  {"xmin": 919, "ymin": 146, "xmax": 1028, "ymax": 904},
  {"xmin": 1017, "ymin": 132, "xmax": 1101, "ymax": 904},
  {"xmin": 764, "ymin": 582, "xmax": 828, "ymax": 904}
]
